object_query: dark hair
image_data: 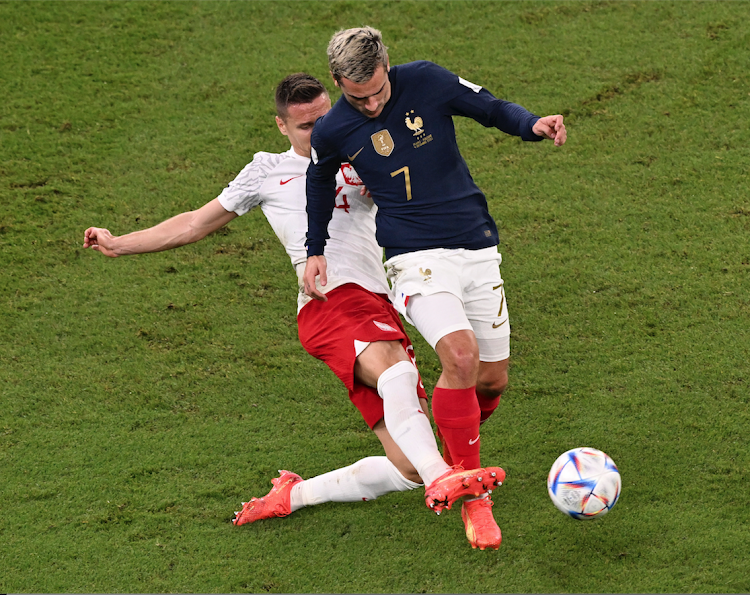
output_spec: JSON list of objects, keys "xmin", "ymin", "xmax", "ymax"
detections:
[{"xmin": 275, "ymin": 73, "xmax": 328, "ymax": 119}]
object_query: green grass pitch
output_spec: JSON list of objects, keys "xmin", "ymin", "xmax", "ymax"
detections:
[{"xmin": 1, "ymin": 1, "xmax": 749, "ymax": 592}]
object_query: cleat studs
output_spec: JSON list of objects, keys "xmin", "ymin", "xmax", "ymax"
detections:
[
  {"xmin": 490, "ymin": 471, "xmax": 496, "ymax": 477},
  {"xmin": 477, "ymin": 476, "xmax": 483, "ymax": 482}
]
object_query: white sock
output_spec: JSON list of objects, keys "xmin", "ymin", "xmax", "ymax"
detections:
[
  {"xmin": 378, "ymin": 361, "xmax": 450, "ymax": 487},
  {"xmin": 290, "ymin": 456, "xmax": 421, "ymax": 511}
]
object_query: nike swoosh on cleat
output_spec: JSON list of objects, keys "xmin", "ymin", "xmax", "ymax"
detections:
[
  {"xmin": 347, "ymin": 147, "xmax": 364, "ymax": 161},
  {"xmin": 469, "ymin": 436, "xmax": 480, "ymax": 445},
  {"xmin": 280, "ymin": 175, "xmax": 304, "ymax": 185}
]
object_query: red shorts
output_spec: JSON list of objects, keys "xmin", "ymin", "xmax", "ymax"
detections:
[{"xmin": 297, "ymin": 283, "xmax": 428, "ymax": 429}]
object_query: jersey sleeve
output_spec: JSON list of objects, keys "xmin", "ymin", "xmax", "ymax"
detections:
[
  {"xmin": 217, "ymin": 152, "xmax": 283, "ymax": 216},
  {"xmin": 420, "ymin": 61, "xmax": 542, "ymax": 142},
  {"xmin": 449, "ymin": 88, "xmax": 542, "ymax": 141},
  {"xmin": 305, "ymin": 119, "xmax": 341, "ymax": 256}
]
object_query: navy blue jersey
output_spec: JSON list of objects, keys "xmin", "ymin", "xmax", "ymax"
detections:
[{"xmin": 306, "ymin": 61, "xmax": 542, "ymax": 260}]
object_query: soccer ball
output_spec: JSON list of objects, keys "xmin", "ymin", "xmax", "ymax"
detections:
[{"xmin": 547, "ymin": 447, "xmax": 621, "ymax": 520}]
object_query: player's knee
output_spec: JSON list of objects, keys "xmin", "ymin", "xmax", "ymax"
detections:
[{"xmin": 440, "ymin": 343, "xmax": 479, "ymax": 382}]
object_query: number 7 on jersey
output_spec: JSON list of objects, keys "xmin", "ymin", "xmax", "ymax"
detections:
[{"xmin": 390, "ymin": 166, "xmax": 412, "ymax": 201}]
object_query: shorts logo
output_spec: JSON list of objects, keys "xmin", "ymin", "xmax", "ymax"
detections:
[
  {"xmin": 420, "ymin": 267, "xmax": 432, "ymax": 283},
  {"xmin": 469, "ymin": 435, "xmax": 480, "ymax": 445},
  {"xmin": 371, "ymin": 130, "xmax": 394, "ymax": 156},
  {"xmin": 373, "ymin": 320, "xmax": 399, "ymax": 333}
]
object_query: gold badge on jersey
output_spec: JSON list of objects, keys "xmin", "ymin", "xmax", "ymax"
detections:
[{"xmin": 371, "ymin": 130, "xmax": 395, "ymax": 156}]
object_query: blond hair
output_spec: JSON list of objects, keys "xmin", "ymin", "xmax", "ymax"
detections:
[{"xmin": 327, "ymin": 26, "xmax": 389, "ymax": 84}]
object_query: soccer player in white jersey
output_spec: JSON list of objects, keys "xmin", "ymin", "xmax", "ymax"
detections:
[{"xmin": 83, "ymin": 73, "xmax": 504, "ymax": 549}]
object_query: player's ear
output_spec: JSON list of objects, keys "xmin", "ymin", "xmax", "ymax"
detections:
[
  {"xmin": 275, "ymin": 115, "xmax": 288, "ymax": 136},
  {"xmin": 330, "ymin": 72, "xmax": 340, "ymax": 88}
]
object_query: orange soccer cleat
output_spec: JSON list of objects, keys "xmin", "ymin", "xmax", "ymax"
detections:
[
  {"xmin": 424, "ymin": 465, "xmax": 505, "ymax": 515},
  {"xmin": 232, "ymin": 470, "xmax": 303, "ymax": 526},
  {"xmin": 461, "ymin": 495, "xmax": 502, "ymax": 550}
]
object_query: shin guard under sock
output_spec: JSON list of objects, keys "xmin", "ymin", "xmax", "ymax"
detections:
[
  {"xmin": 431, "ymin": 386, "xmax": 482, "ymax": 469},
  {"xmin": 378, "ymin": 361, "xmax": 449, "ymax": 487}
]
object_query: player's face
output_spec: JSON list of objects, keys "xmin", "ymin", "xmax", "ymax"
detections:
[
  {"xmin": 336, "ymin": 64, "xmax": 391, "ymax": 119},
  {"xmin": 276, "ymin": 93, "xmax": 332, "ymax": 158}
]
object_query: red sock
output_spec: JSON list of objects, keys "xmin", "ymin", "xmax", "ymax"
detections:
[
  {"xmin": 477, "ymin": 393, "xmax": 501, "ymax": 425},
  {"xmin": 431, "ymin": 386, "xmax": 481, "ymax": 469},
  {"xmin": 435, "ymin": 426, "xmax": 453, "ymax": 466}
]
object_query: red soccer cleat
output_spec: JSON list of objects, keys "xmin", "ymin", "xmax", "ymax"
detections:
[
  {"xmin": 462, "ymin": 495, "xmax": 502, "ymax": 550},
  {"xmin": 232, "ymin": 470, "xmax": 303, "ymax": 526},
  {"xmin": 424, "ymin": 465, "xmax": 505, "ymax": 514}
]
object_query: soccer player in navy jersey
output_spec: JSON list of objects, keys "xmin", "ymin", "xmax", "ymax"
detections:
[{"xmin": 303, "ymin": 26, "xmax": 567, "ymax": 550}]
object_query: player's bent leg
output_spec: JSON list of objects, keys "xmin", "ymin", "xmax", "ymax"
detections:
[
  {"xmin": 431, "ymin": 331, "xmax": 484, "ymax": 469},
  {"xmin": 233, "ymin": 458, "xmax": 423, "ymax": 525},
  {"xmin": 376, "ymin": 360, "xmax": 451, "ymax": 487},
  {"xmin": 354, "ymin": 339, "xmax": 450, "ymax": 488}
]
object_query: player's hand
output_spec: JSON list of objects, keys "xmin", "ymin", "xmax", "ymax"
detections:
[
  {"xmin": 359, "ymin": 185, "xmax": 372, "ymax": 198},
  {"xmin": 303, "ymin": 255, "xmax": 329, "ymax": 301},
  {"xmin": 532, "ymin": 115, "xmax": 567, "ymax": 147},
  {"xmin": 83, "ymin": 227, "xmax": 119, "ymax": 258}
]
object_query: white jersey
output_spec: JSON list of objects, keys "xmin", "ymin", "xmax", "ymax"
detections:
[{"xmin": 217, "ymin": 147, "xmax": 389, "ymax": 311}]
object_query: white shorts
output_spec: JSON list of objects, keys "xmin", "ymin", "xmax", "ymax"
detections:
[{"xmin": 385, "ymin": 246, "xmax": 510, "ymax": 362}]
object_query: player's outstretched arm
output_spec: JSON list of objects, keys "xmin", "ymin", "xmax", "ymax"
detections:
[
  {"xmin": 83, "ymin": 198, "xmax": 237, "ymax": 258},
  {"xmin": 303, "ymin": 255, "xmax": 329, "ymax": 302},
  {"xmin": 532, "ymin": 115, "xmax": 567, "ymax": 147}
]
